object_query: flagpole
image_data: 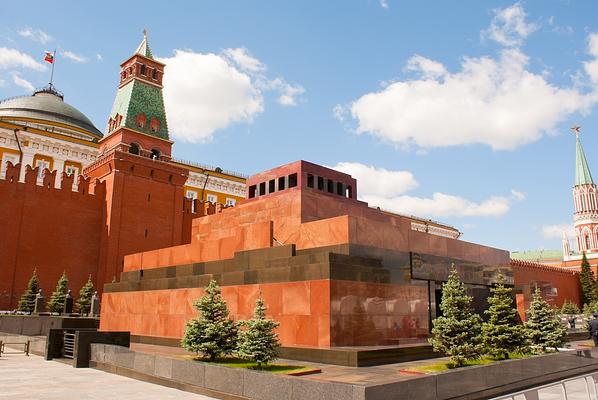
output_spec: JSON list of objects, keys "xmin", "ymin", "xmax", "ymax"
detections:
[{"xmin": 49, "ymin": 49, "xmax": 56, "ymax": 88}]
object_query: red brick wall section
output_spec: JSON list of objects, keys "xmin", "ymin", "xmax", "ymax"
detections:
[
  {"xmin": 511, "ymin": 259, "xmax": 582, "ymax": 319},
  {"xmin": 85, "ymin": 150, "xmax": 190, "ymax": 284},
  {"xmin": 0, "ymin": 163, "xmax": 105, "ymax": 310}
]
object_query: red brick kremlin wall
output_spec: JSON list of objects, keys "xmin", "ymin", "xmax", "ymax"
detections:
[
  {"xmin": 0, "ymin": 155, "xmax": 198, "ymax": 311},
  {"xmin": 0, "ymin": 162, "xmax": 105, "ymax": 310},
  {"xmin": 511, "ymin": 259, "xmax": 581, "ymax": 319}
]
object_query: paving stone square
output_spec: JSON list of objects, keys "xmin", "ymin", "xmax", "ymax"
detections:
[{"xmin": 0, "ymin": 353, "xmax": 215, "ymax": 400}]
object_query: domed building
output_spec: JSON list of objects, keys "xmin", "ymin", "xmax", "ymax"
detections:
[
  {"xmin": 0, "ymin": 85, "xmax": 102, "ymax": 186},
  {"xmin": 0, "ymin": 35, "xmax": 245, "ymax": 203}
]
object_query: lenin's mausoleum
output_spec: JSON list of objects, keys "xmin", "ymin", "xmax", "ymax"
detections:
[
  {"xmin": 102, "ymin": 159, "xmax": 514, "ymax": 347},
  {"xmin": 0, "ymin": 34, "xmax": 583, "ymax": 353}
]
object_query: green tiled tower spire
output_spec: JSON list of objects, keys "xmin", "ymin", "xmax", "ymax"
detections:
[
  {"xmin": 107, "ymin": 31, "xmax": 169, "ymax": 140},
  {"xmin": 135, "ymin": 30, "xmax": 153, "ymax": 59},
  {"xmin": 575, "ymin": 132, "xmax": 594, "ymax": 186}
]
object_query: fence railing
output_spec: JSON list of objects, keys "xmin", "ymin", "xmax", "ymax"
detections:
[{"xmin": 493, "ymin": 371, "xmax": 598, "ymax": 400}]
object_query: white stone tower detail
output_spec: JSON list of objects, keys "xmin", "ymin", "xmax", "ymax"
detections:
[{"xmin": 572, "ymin": 127, "xmax": 598, "ymax": 254}]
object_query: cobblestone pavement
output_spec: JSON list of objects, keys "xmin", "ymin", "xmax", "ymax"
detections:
[{"xmin": 0, "ymin": 352, "xmax": 216, "ymax": 400}]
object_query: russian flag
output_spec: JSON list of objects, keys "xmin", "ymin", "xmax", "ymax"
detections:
[{"xmin": 44, "ymin": 51, "xmax": 54, "ymax": 64}]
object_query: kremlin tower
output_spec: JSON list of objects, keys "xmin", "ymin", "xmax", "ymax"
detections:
[
  {"xmin": 563, "ymin": 127, "xmax": 598, "ymax": 264},
  {"xmin": 84, "ymin": 32, "xmax": 190, "ymax": 285}
]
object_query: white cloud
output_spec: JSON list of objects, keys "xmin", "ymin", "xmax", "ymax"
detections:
[
  {"xmin": 18, "ymin": 28, "xmax": 52, "ymax": 44},
  {"xmin": 332, "ymin": 162, "xmax": 520, "ymax": 218},
  {"xmin": 269, "ymin": 78, "xmax": 305, "ymax": 106},
  {"xmin": 543, "ymin": 223, "xmax": 575, "ymax": 239},
  {"xmin": 367, "ymin": 192, "xmax": 512, "ymax": 218},
  {"xmin": 331, "ymin": 162, "xmax": 418, "ymax": 197},
  {"xmin": 584, "ymin": 33, "xmax": 598, "ymax": 84},
  {"xmin": 11, "ymin": 72, "xmax": 34, "ymax": 92},
  {"xmin": 510, "ymin": 189, "xmax": 525, "ymax": 201},
  {"xmin": 159, "ymin": 47, "xmax": 303, "ymax": 142},
  {"xmin": 223, "ymin": 47, "xmax": 265, "ymax": 73},
  {"xmin": 160, "ymin": 50, "xmax": 264, "ymax": 143},
  {"xmin": 379, "ymin": 0, "xmax": 389, "ymax": 9},
  {"xmin": 61, "ymin": 50, "xmax": 87, "ymax": 63},
  {"xmin": 0, "ymin": 47, "xmax": 46, "ymax": 71},
  {"xmin": 96, "ymin": 53, "xmax": 103, "ymax": 61},
  {"xmin": 333, "ymin": 104, "xmax": 347, "ymax": 122},
  {"xmin": 405, "ymin": 55, "xmax": 447, "ymax": 79},
  {"xmin": 482, "ymin": 3, "xmax": 538, "ymax": 47},
  {"xmin": 348, "ymin": 46, "xmax": 595, "ymax": 151}
]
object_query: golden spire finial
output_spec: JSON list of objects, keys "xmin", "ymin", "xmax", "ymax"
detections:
[{"xmin": 571, "ymin": 125, "xmax": 581, "ymax": 136}]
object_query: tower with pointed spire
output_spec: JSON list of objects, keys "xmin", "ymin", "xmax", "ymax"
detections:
[
  {"xmin": 571, "ymin": 127, "xmax": 598, "ymax": 255},
  {"xmin": 103, "ymin": 29, "xmax": 172, "ymax": 159},
  {"xmin": 84, "ymin": 31, "xmax": 190, "ymax": 284}
]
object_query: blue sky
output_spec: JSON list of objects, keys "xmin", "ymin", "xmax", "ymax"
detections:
[{"xmin": 1, "ymin": 1, "xmax": 597, "ymax": 253}]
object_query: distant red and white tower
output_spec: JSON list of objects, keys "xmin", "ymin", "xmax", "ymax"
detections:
[{"xmin": 570, "ymin": 126, "xmax": 598, "ymax": 255}]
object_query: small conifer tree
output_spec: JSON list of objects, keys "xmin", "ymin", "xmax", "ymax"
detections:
[
  {"xmin": 76, "ymin": 275, "xmax": 95, "ymax": 315},
  {"xmin": 580, "ymin": 252, "xmax": 595, "ymax": 305},
  {"xmin": 560, "ymin": 300, "xmax": 580, "ymax": 315},
  {"xmin": 17, "ymin": 269, "xmax": 40, "ymax": 313},
  {"xmin": 181, "ymin": 280, "xmax": 238, "ymax": 361},
  {"xmin": 524, "ymin": 287, "xmax": 568, "ymax": 352},
  {"xmin": 237, "ymin": 297, "xmax": 280, "ymax": 368},
  {"xmin": 482, "ymin": 274, "xmax": 527, "ymax": 359},
  {"xmin": 47, "ymin": 272, "xmax": 69, "ymax": 313},
  {"xmin": 429, "ymin": 266, "xmax": 484, "ymax": 367}
]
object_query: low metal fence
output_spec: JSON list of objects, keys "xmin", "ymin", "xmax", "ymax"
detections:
[{"xmin": 493, "ymin": 371, "xmax": 598, "ymax": 400}]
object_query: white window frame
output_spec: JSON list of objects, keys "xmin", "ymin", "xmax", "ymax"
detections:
[
  {"xmin": 36, "ymin": 159, "xmax": 50, "ymax": 179},
  {"xmin": 186, "ymin": 190, "xmax": 198, "ymax": 200},
  {"xmin": 206, "ymin": 194, "xmax": 217, "ymax": 203},
  {"xmin": 1, "ymin": 153, "xmax": 19, "ymax": 179},
  {"xmin": 225, "ymin": 198, "xmax": 236, "ymax": 206},
  {"xmin": 186, "ymin": 190, "xmax": 198, "ymax": 212},
  {"xmin": 65, "ymin": 165, "xmax": 79, "ymax": 180}
]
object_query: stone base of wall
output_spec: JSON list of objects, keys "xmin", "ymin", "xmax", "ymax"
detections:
[
  {"xmin": 0, "ymin": 333, "xmax": 46, "ymax": 356},
  {"xmin": 0, "ymin": 315, "xmax": 99, "ymax": 337},
  {"xmin": 90, "ymin": 344, "xmax": 360, "ymax": 400},
  {"xmin": 278, "ymin": 343, "xmax": 438, "ymax": 367},
  {"xmin": 130, "ymin": 334, "xmax": 437, "ymax": 366},
  {"xmin": 90, "ymin": 344, "xmax": 598, "ymax": 400}
]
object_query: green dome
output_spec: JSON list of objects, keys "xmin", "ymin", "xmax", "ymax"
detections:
[{"xmin": 0, "ymin": 87, "xmax": 102, "ymax": 138}]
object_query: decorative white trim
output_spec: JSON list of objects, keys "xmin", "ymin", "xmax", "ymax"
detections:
[{"xmin": 410, "ymin": 221, "xmax": 460, "ymax": 239}]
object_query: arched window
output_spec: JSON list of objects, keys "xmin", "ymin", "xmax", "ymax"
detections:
[
  {"xmin": 150, "ymin": 117, "xmax": 160, "ymax": 133},
  {"xmin": 150, "ymin": 149, "xmax": 161, "ymax": 160},
  {"xmin": 136, "ymin": 113, "xmax": 146, "ymax": 129},
  {"xmin": 140, "ymin": 64, "xmax": 146, "ymax": 75},
  {"xmin": 129, "ymin": 143, "xmax": 140, "ymax": 155},
  {"xmin": 152, "ymin": 69, "xmax": 157, "ymax": 80}
]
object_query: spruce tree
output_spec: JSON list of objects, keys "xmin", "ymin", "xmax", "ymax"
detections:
[
  {"xmin": 17, "ymin": 269, "xmax": 40, "ymax": 313},
  {"xmin": 560, "ymin": 300, "xmax": 580, "ymax": 315},
  {"xmin": 237, "ymin": 297, "xmax": 280, "ymax": 368},
  {"xmin": 181, "ymin": 280, "xmax": 238, "ymax": 361},
  {"xmin": 47, "ymin": 272, "xmax": 69, "ymax": 313},
  {"xmin": 429, "ymin": 266, "xmax": 484, "ymax": 367},
  {"xmin": 76, "ymin": 275, "xmax": 95, "ymax": 315},
  {"xmin": 579, "ymin": 252, "xmax": 595, "ymax": 305},
  {"xmin": 482, "ymin": 274, "xmax": 527, "ymax": 359},
  {"xmin": 524, "ymin": 287, "xmax": 568, "ymax": 352}
]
